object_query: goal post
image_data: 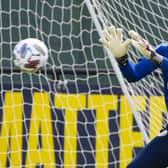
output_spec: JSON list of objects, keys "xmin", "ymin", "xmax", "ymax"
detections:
[
  {"xmin": 85, "ymin": 0, "xmax": 149, "ymax": 144},
  {"xmin": 0, "ymin": 0, "xmax": 167, "ymax": 168}
]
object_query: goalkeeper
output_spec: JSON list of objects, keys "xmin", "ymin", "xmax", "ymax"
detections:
[{"xmin": 100, "ymin": 25, "xmax": 168, "ymax": 168}]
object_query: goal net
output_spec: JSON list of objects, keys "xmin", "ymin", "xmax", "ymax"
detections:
[{"xmin": 0, "ymin": 0, "xmax": 167, "ymax": 167}]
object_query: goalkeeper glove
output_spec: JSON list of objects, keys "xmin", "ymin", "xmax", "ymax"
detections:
[
  {"xmin": 129, "ymin": 30, "xmax": 163, "ymax": 66},
  {"xmin": 129, "ymin": 30, "xmax": 152, "ymax": 59},
  {"xmin": 99, "ymin": 26, "xmax": 131, "ymax": 65}
]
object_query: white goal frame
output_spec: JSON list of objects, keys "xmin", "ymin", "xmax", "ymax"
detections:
[{"xmin": 85, "ymin": 0, "xmax": 149, "ymax": 144}]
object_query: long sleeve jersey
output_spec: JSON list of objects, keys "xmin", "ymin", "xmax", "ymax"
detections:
[{"xmin": 119, "ymin": 44, "xmax": 168, "ymax": 110}]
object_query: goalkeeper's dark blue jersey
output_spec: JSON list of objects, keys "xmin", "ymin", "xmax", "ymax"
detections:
[{"xmin": 119, "ymin": 44, "xmax": 168, "ymax": 110}]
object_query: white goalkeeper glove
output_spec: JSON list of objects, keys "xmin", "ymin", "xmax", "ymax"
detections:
[
  {"xmin": 129, "ymin": 30, "xmax": 153, "ymax": 59},
  {"xmin": 129, "ymin": 30, "xmax": 163, "ymax": 66},
  {"xmin": 99, "ymin": 26, "xmax": 131, "ymax": 65}
]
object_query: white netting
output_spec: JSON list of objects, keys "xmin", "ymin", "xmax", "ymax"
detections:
[
  {"xmin": 91, "ymin": 0, "xmax": 168, "ymax": 166},
  {"xmin": 0, "ymin": 0, "xmax": 167, "ymax": 167}
]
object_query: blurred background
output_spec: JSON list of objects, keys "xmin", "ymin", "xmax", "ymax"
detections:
[{"xmin": 1, "ymin": 0, "xmax": 117, "ymax": 88}]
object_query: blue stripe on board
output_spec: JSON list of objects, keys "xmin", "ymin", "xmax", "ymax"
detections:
[
  {"xmin": 108, "ymin": 110, "xmax": 120, "ymax": 168},
  {"xmin": 77, "ymin": 110, "xmax": 96, "ymax": 168}
]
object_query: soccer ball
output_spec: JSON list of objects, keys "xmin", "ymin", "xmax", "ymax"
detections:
[{"xmin": 13, "ymin": 38, "xmax": 48, "ymax": 72}]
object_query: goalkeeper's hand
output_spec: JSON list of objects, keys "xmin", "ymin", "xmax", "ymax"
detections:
[
  {"xmin": 129, "ymin": 30, "xmax": 163, "ymax": 66},
  {"xmin": 99, "ymin": 26, "xmax": 131, "ymax": 65},
  {"xmin": 129, "ymin": 30, "xmax": 153, "ymax": 59}
]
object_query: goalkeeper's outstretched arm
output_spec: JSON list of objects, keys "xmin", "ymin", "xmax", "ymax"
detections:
[
  {"xmin": 99, "ymin": 26, "xmax": 164, "ymax": 82},
  {"xmin": 99, "ymin": 25, "xmax": 168, "ymax": 109}
]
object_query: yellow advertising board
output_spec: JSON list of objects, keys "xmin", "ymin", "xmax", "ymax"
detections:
[{"xmin": 0, "ymin": 92, "xmax": 166, "ymax": 167}]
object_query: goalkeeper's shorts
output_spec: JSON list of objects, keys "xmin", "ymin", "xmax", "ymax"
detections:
[{"xmin": 127, "ymin": 125, "xmax": 168, "ymax": 168}]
